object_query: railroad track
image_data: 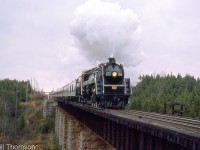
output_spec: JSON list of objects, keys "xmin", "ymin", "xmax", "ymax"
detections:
[{"xmin": 109, "ymin": 109, "xmax": 200, "ymax": 135}]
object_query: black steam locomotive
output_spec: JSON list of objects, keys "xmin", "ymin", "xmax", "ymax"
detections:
[{"xmin": 51, "ymin": 58, "xmax": 131, "ymax": 109}]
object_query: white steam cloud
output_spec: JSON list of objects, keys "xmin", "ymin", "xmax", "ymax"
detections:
[{"xmin": 70, "ymin": 0, "xmax": 143, "ymax": 67}]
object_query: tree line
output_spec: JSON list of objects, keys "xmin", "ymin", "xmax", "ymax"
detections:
[
  {"xmin": 129, "ymin": 74, "xmax": 200, "ymax": 119},
  {"xmin": 0, "ymin": 79, "xmax": 32, "ymax": 141}
]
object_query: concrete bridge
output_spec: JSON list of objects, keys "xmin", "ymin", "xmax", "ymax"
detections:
[{"xmin": 55, "ymin": 101, "xmax": 200, "ymax": 150}]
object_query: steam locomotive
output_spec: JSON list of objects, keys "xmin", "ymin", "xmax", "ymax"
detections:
[{"xmin": 51, "ymin": 58, "xmax": 132, "ymax": 109}]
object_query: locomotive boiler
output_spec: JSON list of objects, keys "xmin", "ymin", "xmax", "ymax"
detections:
[{"xmin": 51, "ymin": 58, "xmax": 132, "ymax": 109}]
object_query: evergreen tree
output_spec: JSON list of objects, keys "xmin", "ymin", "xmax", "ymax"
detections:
[
  {"xmin": 129, "ymin": 74, "xmax": 200, "ymax": 118},
  {"xmin": 0, "ymin": 79, "xmax": 32, "ymax": 139}
]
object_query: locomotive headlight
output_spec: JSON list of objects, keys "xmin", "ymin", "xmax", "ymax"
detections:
[{"xmin": 112, "ymin": 71, "xmax": 117, "ymax": 77}]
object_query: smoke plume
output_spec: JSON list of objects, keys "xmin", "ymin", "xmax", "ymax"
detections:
[{"xmin": 70, "ymin": 0, "xmax": 142, "ymax": 67}]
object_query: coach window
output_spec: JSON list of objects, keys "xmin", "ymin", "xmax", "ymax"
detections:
[{"xmin": 73, "ymin": 83, "xmax": 76, "ymax": 91}]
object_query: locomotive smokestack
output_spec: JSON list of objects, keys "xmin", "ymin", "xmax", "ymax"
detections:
[{"xmin": 108, "ymin": 57, "xmax": 116, "ymax": 64}]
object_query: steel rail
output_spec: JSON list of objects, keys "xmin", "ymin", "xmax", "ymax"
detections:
[
  {"xmin": 122, "ymin": 109, "xmax": 200, "ymax": 125},
  {"xmin": 109, "ymin": 109, "xmax": 200, "ymax": 134}
]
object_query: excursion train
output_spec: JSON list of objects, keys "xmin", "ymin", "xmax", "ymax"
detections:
[{"xmin": 51, "ymin": 58, "xmax": 132, "ymax": 109}]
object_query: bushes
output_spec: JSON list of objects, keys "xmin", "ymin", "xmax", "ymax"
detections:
[
  {"xmin": 37, "ymin": 116, "xmax": 55, "ymax": 134},
  {"xmin": 18, "ymin": 114, "xmax": 25, "ymax": 130},
  {"xmin": 47, "ymin": 132, "xmax": 61, "ymax": 150}
]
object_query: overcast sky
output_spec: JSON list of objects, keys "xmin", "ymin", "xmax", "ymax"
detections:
[{"xmin": 0, "ymin": 0, "xmax": 200, "ymax": 92}]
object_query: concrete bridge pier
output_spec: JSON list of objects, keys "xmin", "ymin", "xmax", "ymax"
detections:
[{"xmin": 55, "ymin": 107, "xmax": 116, "ymax": 150}]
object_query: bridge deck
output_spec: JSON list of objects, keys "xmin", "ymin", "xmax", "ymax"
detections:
[{"xmin": 59, "ymin": 101, "xmax": 200, "ymax": 150}]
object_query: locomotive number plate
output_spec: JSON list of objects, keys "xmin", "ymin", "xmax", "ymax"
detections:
[{"xmin": 112, "ymin": 86, "xmax": 117, "ymax": 90}]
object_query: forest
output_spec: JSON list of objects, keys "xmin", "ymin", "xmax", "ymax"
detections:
[
  {"xmin": 0, "ymin": 79, "xmax": 32, "ymax": 142},
  {"xmin": 0, "ymin": 79, "xmax": 58, "ymax": 149},
  {"xmin": 129, "ymin": 74, "xmax": 200, "ymax": 118}
]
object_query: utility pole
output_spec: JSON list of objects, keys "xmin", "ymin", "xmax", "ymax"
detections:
[
  {"xmin": 15, "ymin": 81, "xmax": 19, "ymax": 137},
  {"xmin": 26, "ymin": 82, "xmax": 29, "ymax": 117},
  {"xmin": 34, "ymin": 77, "xmax": 36, "ymax": 91},
  {"xmin": 31, "ymin": 78, "xmax": 33, "ymax": 101}
]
